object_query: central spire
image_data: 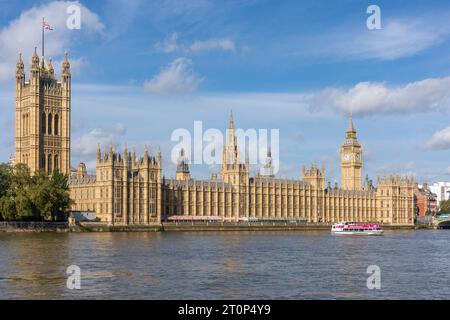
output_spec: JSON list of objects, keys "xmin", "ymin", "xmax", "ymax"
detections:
[
  {"xmin": 346, "ymin": 112, "xmax": 357, "ymax": 140},
  {"xmin": 229, "ymin": 110, "xmax": 234, "ymax": 129},
  {"xmin": 347, "ymin": 112, "xmax": 355, "ymax": 133}
]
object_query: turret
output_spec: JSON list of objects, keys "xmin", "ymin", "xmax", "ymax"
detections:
[
  {"xmin": 260, "ymin": 147, "xmax": 275, "ymax": 178},
  {"xmin": 144, "ymin": 145, "xmax": 150, "ymax": 165},
  {"xmin": 31, "ymin": 47, "xmax": 40, "ymax": 69},
  {"xmin": 16, "ymin": 53, "xmax": 25, "ymax": 85},
  {"xmin": 109, "ymin": 143, "xmax": 114, "ymax": 159},
  {"xmin": 62, "ymin": 51, "xmax": 71, "ymax": 76},
  {"xmin": 157, "ymin": 146, "xmax": 162, "ymax": 167},
  {"xmin": 29, "ymin": 47, "xmax": 40, "ymax": 85},
  {"xmin": 47, "ymin": 58, "xmax": 55, "ymax": 79},
  {"xmin": 61, "ymin": 51, "xmax": 71, "ymax": 95},
  {"xmin": 97, "ymin": 144, "xmax": 101, "ymax": 162},
  {"xmin": 76, "ymin": 162, "xmax": 87, "ymax": 179},
  {"xmin": 176, "ymin": 148, "xmax": 190, "ymax": 181},
  {"xmin": 302, "ymin": 163, "xmax": 325, "ymax": 189},
  {"xmin": 132, "ymin": 147, "xmax": 136, "ymax": 164},
  {"xmin": 245, "ymin": 152, "xmax": 250, "ymax": 168},
  {"xmin": 123, "ymin": 144, "xmax": 129, "ymax": 165}
]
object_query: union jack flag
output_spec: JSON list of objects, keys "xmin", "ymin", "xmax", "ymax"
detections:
[{"xmin": 43, "ymin": 21, "xmax": 53, "ymax": 30}]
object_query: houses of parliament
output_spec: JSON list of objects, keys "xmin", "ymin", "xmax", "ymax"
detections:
[{"xmin": 12, "ymin": 49, "xmax": 415, "ymax": 226}]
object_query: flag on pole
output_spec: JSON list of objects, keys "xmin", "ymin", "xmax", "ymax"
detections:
[{"xmin": 43, "ymin": 21, "xmax": 53, "ymax": 30}]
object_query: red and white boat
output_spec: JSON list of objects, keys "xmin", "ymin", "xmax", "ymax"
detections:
[{"xmin": 331, "ymin": 221, "xmax": 384, "ymax": 236}]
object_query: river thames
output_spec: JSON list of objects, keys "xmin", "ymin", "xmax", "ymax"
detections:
[{"xmin": 0, "ymin": 230, "xmax": 449, "ymax": 299}]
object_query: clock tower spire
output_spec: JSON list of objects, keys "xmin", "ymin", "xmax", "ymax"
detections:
[{"xmin": 340, "ymin": 113, "xmax": 362, "ymax": 190}]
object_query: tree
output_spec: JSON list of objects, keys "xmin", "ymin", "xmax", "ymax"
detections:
[
  {"xmin": 0, "ymin": 163, "xmax": 12, "ymax": 220},
  {"xmin": 0, "ymin": 163, "xmax": 72, "ymax": 221},
  {"xmin": 29, "ymin": 169, "xmax": 72, "ymax": 221},
  {"xmin": 439, "ymin": 199, "xmax": 450, "ymax": 214},
  {"xmin": 0, "ymin": 163, "xmax": 12, "ymax": 198},
  {"xmin": 1, "ymin": 164, "xmax": 33, "ymax": 221},
  {"xmin": 0, "ymin": 196, "xmax": 16, "ymax": 221},
  {"xmin": 30, "ymin": 170, "xmax": 72, "ymax": 220},
  {"xmin": 49, "ymin": 171, "xmax": 72, "ymax": 221},
  {"xmin": 30, "ymin": 170, "xmax": 53, "ymax": 220}
]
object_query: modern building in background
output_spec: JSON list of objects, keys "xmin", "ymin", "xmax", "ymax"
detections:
[
  {"xmin": 13, "ymin": 49, "xmax": 416, "ymax": 226},
  {"xmin": 428, "ymin": 182, "xmax": 450, "ymax": 207}
]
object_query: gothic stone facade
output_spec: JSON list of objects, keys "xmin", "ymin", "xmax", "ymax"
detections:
[
  {"xmin": 13, "ymin": 50, "xmax": 415, "ymax": 226},
  {"xmin": 69, "ymin": 145, "xmax": 162, "ymax": 224},
  {"xmin": 15, "ymin": 48, "xmax": 71, "ymax": 175},
  {"xmin": 68, "ymin": 113, "xmax": 415, "ymax": 226}
]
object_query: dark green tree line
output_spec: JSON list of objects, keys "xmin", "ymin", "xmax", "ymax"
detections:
[
  {"xmin": 439, "ymin": 199, "xmax": 450, "ymax": 214},
  {"xmin": 0, "ymin": 163, "xmax": 72, "ymax": 221}
]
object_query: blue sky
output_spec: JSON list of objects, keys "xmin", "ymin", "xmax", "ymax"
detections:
[{"xmin": 1, "ymin": 0, "xmax": 450, "ymax": 184}]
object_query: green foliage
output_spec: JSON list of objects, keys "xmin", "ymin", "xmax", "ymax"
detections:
[
  {"xmin": 0, "ymin": 163, "xmax": 72, "ymax": 221},
  {"xmin": 439, "ymin": 199, "xmax": 450, "ymax": 214},
  {"xmin": 0, "ymin": 163, "xmax": 12, "ymax": 198}
]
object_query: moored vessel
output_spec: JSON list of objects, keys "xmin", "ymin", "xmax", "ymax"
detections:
[{"xmin": 331, "ymin": 221, "xmax": 384, "ymax": 236}]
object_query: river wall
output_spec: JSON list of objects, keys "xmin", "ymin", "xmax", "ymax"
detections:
[{"xmin": 0, "ymin": 221, "xmax": 417, "ymax": 233}]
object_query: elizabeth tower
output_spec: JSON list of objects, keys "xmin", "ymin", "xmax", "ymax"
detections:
[{"xmin": 340, "ymin": 115, "xmax": 362, "ymax": 191}]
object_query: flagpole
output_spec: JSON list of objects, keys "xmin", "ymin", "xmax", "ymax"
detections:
[{"xmin": 42, "ymin": 17, "xmax": 44, "ymax": 58}]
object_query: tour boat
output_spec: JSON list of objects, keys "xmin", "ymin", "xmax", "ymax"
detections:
[{"xmin": 331, "ymin": 221, "xmax": 384, "ymax": 236}]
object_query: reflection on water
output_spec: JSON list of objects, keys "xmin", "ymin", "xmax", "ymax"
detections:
[{"xmin": 1, "ymin": 230, "xmax": 450, "ymax": 299}]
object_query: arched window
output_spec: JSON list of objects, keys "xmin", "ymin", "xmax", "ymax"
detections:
[
  {"xmin": 47, "ymin": 113, "xmax": 52, "ymax": 135},
  {"xmin": 41, "ymin": 155, "xmax": 45, "ymax": 170},
  {"xmin": 54, "ymin": 114, "xmax": 59, "ymax": 135},
  {"xmin": 22, "ymin": 114, "xmax": 26, "ymax": 135},
  {"xmin": 47, "ymin": 154, "xmax": 52, "ymax": 173},
  {"xmin": 25, "ymin": 114, "xmax": 29, "ymax": 135},
  {"xmin": 54, "ymin": 155, "xmax": 59, "ymax": 172},
  {"xmin": 41, "ymin": 113, "xmax": 46, "ymax": 134}
]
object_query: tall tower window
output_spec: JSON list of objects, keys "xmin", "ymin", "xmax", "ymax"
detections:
[
  {"xmin": 25, "ymin": 114, "xmax": 29, "ymax": 135},
  {"xmin": 23, "ymin": 114, "xmax": 27, "ymax": 135},
  {"xmin": 47, "ymin": 113, "xmax": 52, "ymax": 135},
  {"xmin": 54, "ymin": 155, "xmax": 59, "ymax": 172},
  {"xmin": 54, "ymin": 114, "xmax": 59, "ymax": 135},
  {"xmin": 47, "ymin": 154, "xmax": 52, "ymax": 172},
  {"xmin": 41, "ymin": 113, "xmax": 46, "ymax": 134}
]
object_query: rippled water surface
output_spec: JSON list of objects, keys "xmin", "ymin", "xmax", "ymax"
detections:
[{"xmin": 0, "ymin": 230, "xmax": 449, "ymax": 299}]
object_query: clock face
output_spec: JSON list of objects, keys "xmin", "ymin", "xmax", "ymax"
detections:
[
  {"xmin": 356, "ymin": 153, "xmax": 361, "ymax": 161},
  {"xmin": 343, "ymin": 154, "xmax": 350, "ymax": 161}
]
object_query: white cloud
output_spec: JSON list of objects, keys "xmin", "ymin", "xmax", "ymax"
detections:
[
  {"xmin": 155, "ymin": 32, "xmax": 237, "ymax": 53},
  {"xmin": 309, "ymin": 77, "xmax": 450, "ymax": 116},
  {"xmin": 73, "ymin": 123, "xmax": 127, "ymax": 158},
  {"xmin": 143, "ymin": 57, "xmax": 204, "ymax": 95},
  {"xmin": 426, "ymin": 127, "xmax": 450, "ymax": 150},
  {"xmin": 155, "ymin": 32, "xmax": 179, "ymax": 53},
  {"xmin": 0, "ymin": 1, "xmax": 104, "ymax": 82},
  {"xmin": 76, "ymin": 75, "xmax": 450, "ymax": 116},
  {"xmin": 189, "ymin": 38, "xmax": 236, "ymax": 52},
  {"xmin": 308, "ymin": 14, "xmax": 450, "ymax": 61}
]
